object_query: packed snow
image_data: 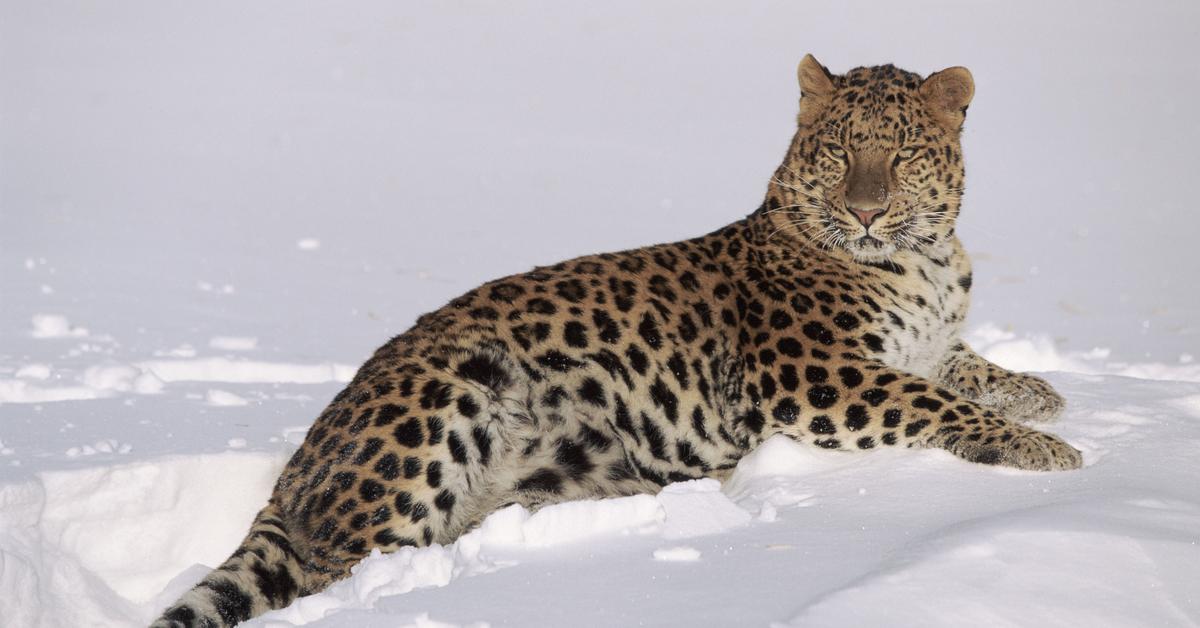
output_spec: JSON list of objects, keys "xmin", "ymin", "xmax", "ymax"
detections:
[
  {"xmin": 4, "ymin": 375, "xmax": 1198, "ymax": 627},
  {"xmin": 2, "ymin": 1, "xmax": 1198, "ymax": 627}
]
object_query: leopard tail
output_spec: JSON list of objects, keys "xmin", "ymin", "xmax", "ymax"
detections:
[{"xmin": 149, "ymin": 501, "xmax": 308, "ymax": 628}]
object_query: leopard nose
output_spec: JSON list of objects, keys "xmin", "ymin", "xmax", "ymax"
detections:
[{"xmin": 849, "ymin": 207, "xmax": 886, "ymax": 227}]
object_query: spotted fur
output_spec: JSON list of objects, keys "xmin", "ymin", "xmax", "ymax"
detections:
[{"xmin": 152, "ymin": 56, "xmax": 1081, "ymax": 628}]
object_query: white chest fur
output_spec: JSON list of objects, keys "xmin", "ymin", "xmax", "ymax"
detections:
[{"xmin": 873, "ymin": 240, "xmax": 971, "ymax": 378}]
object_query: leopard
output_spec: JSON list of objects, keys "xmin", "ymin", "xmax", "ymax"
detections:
[{"xmin": 152, "ymin": 55, "xmax": 1081, "ymax": 627}]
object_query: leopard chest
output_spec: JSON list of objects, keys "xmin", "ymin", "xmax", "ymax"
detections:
[{"xmin": 867, "ymin": 247, "xmax": 972, "ymax": 378}]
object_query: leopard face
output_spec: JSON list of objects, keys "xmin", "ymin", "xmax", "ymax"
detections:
[{"xmin": 769, "ymin": 56, "xmax": 975, "ymax": 263}]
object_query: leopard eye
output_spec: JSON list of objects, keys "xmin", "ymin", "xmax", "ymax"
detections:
[
  {"xmin": 897, "ymin": 146, "xmax": 918, "ymax": 161},
  {"xmin": 826, "ymin": 144, "xmax": 847, "ymax": 160}
]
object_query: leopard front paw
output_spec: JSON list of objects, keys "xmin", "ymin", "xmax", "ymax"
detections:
[
  {"xmin": 959, "ymin": 430, "xmax": 1082, "ymax": 471},
  {"xmin": 1004, "ymin": 431, "xmax": 1082, "ymax": 470},
  {"xmin": 977, "ymin": 373, "xmax": 1065, "ymax": 423}
]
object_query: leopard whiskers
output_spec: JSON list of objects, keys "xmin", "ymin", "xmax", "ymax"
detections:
[
  {"xmin": 761, "ymin": 202, "xmax": 827, "ymax": 216},
  {"xmin": 768, "ymin": 223, "xmax": 823, "ymax": 250},
  {"xmin": 770, "ymin": 177, "xmax": 828, "ymax": 205},
  {"xmin": 765, "ymin": 218, "xmax": 820, "ymax": 244},
  {"xmin": 777, "ymin": 164, "xmax": 822, "ymax": 189},
  {"xmin": 768, "ymin": 216, "xmax": 840, "ymax": 255},
  {"xmin": 767, "ymin": 184, "xmax": 970, "ymax": 256}
]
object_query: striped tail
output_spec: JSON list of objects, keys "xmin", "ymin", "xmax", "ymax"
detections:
[{"xmin": 151, "ymin": 501, "xmax": 308, "ymax": 628}]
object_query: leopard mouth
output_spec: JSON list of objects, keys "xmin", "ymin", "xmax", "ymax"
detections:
[
  {"xmin": 845, "ymin": 234, "xmax": 896, "ymax": 260},
  {"xmin": 856, "ymin": 235, "xmax": 885, "ymax": 248}
]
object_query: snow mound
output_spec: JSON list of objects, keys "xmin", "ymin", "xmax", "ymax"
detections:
[
  {"xmin": 0, "ymin": 358, "xmax": 355, "ymax": 405},
  {"xmin": 2, "ymin": 375, "xmax": 1199, "ymax": 627},
  {"xmin": 138, "ymin": 358, "xmax": 356, "ymax": 385},
  {"xmin": 206, "ymin": 388, "xmax": 250, "ymax": 407},
  {"xmin": 657, "ymin": 478, "xmax": 751, "ymax": 538},
  {"xmin": 14, "ymin": 364, "xmax": 52, "ymax": 380},
  {"xmin": 253, "ymin": 485, "xmax": 751, "ymax": 626},
  {"xmin": 652, "ymin": 546, "xmax": 701, "ymax": 562},
  {"xmin": 968, "ymin": 323, "xmax": 1200, "ymax": 383},
  {"xmin": 517, "ymin": 494, "xmax": 664, "ymax": 546},
  {"xmin": 29, "ymin": 314, "xmax": 88, "ymax": 339},
  {"xmin": 0, "ymin": 379, "xmax": 103, "ymax": 404},
  {"xmin": 84, "ymin": 364, "xmax": 165, "ymax": 395},
  {"xmin": 0, "ymin": 453, "xmax": 285, "ymax": 628}
]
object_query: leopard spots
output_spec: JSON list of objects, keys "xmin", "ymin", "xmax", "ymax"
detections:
[
  {"xmin": 837, "ymin": 367, "xmax": 863, "ymax": 388},
  {"xmin": 555, "ymin": 279, "xmax": 588, "ymax": 303},
  {"xmin": 578, "ymin": 377, "xmax": 607, "ymax": 407},
  {"xmin": 488, "ymin": 282, "xmax": 525, "ymax": 303},
  {"xmin": 777, "ymin": 337, "xmax": 803, "ymax": 358},
  {"xmin": 638, "ymin": 313, "xmax": 663, "ymax": 350},
  {"xmin": 564, "ymin": 321, "xmax": 589, "ymax": 348},
  {"xmin": 833, "ymin": 312, "xmax": 860, "ymax": 330},
  {"xmin": 158, "ymin": 59, "xmax": 1084, "ymax": 628},
  {"xmin": 374, "ymin": 454, "xmax": 401, "ymax": 481},
  {"xmin": 773, "ymin": 398, "xmax": 800, "ymax": 425},
  {"xmin": 807, "ymin": 385, "xmax": 839, "ymax": 409},
  {"xmin": 592, "ymin": 310, "xmax": 622, "ymax": 343},
  {"xmin": 393, "ymin": 418, "xmax": 424, "ymax": 448},
  {"xmin": 809, "ymin": 415, "xmax": 837, "ymax": 434}
]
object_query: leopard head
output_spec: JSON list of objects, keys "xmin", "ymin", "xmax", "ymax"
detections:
[{"xmin": 767, "ymin": 54, "xmax": 974, "ymax": 262}]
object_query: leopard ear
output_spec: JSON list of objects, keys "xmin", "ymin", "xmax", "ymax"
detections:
[
  {"xmin": 797, "ymin": 54, "xmax": 835, "ymax": 127},
  {"xmin": 920, "ymin": 66, "xmax": 974, "ymax": 130}
]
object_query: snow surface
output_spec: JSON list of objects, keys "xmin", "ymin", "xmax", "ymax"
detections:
[
  {"xmin": 2, "ymin": 1, "xmax": 1199, "ymax": 627},
  {"xmin": 5, "ymin": 377, "xmax": 1200, "ymax": 628}
]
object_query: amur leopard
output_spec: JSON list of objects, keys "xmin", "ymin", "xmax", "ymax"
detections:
[{"xmin": 152, "ymin": 55, "xmax": 1081, "ymax": 627}]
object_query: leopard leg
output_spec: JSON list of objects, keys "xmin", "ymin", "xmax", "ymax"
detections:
[
  {"xmin": 933, "ymin": 341, "xmax": 1065, "ymax": 422},
  {"xmin": 756, "ymin": 357, "xmax": 1081, "ymax": 471}
]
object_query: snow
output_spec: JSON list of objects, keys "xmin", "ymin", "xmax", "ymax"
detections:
[
  {"xmin": 652, "ymin": 546, "xmax": 702, "ymax": 562},
  {"xmin": 2, "ymin": 1, "xmax": 1199, "ymax": 627},
  {"xmin": 209, "ymin": 337, "xmax": 259, "ymax": 352},
  {"xmin": 206, "ymin": 390, "xmax": 250, "ymax": 407},
  {"xmin": 29, "ymin": 315, "xmax": 88, "ymax": 339},
  {"xmin": 137, "ymin": 359, "xmax": 357, "ymax": 386},
  {"xmin": 657, "ymin": 479, "xmax": 752, "ymax": 539},
  {"xmin": 778, "ymin": 526, "xmax": 1199, "ymax": 627},
  {"xmin": 5, "ymin": 373, "xmax": 1199, "ymax": 627},
  {"xmin": 15, "ymin": 364, "xmax": 52, "ymax": 380},
  {"xmin": 0, "ymin": 379, "xmax": 102, "ymax": 404},
  {"xmin": 968, "ymin": 324, "xmax": 1200, "ymax": 383}
]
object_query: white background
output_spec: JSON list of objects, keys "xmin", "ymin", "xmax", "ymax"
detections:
[{"xmin": 2, "ymin": 2, "xmax": 1198, "ymax": 627}]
